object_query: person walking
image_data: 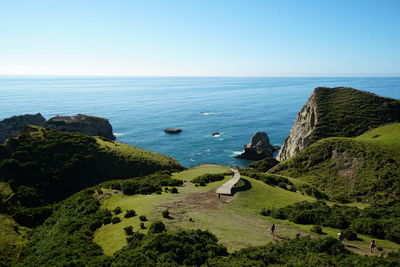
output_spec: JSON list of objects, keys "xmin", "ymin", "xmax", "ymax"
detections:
[
  {"xmin": 271, "ymin": 223, "xmax": 276, "ymax": 237},
  {"xmin": 369, "ymin": 240, "xmax": 376, "ymax": 253}
]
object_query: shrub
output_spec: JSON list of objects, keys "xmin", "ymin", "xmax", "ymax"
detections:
[
  {"xmin": 260, "ymin": 208, "xmax": 271, "ymax": 216},
  {"xmin": 310, "ymin": 225, "xmax": 324, "ymax": 234},
  {"xmin": 278, "ymin": 182, "xmax": 287, "ymax": 190},
  {"xmin": 124, "ymin": 209, "xmax": 136, "ymax": 218},
  {"xmin": 148, "ymin": 221, "xmax": 166, "ymax": 234},
  {"xmin": 126, "ymin": 232, "xmax": 145, "ymax": 244},
  {"xmin": 139, "ymin": 215, "xmax": 147, "ymax": 221},
  {"xmin": 124, "ymin": 226, "xmax": 134, "ymax": 235},
  {"xmin": 113, "ymin": 207, "xmax": 122, "ymax": 215},
  {"xmin": 111, "ymin": 216, "xmax": 121, "ymax": 224},
  {"xmin": 342, "ymin": 229, "xmax": 358, "ymax": 241},
  {"xmin": 192, "ymin": 173, "xmax": 226, "ymax": 185},
  {"xmin": 170, "ymin": 187, "xmax": 178, "ymax": 194},
  {"xmin": 162, "ymin": 209, "xmax": 170, "ymax": 218},
  {"xmin": 140, "ymin": 222, "xmax": 146, "ymax": 229}
]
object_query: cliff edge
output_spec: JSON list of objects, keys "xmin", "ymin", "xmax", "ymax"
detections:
[
  {"xmin": 0, "ymin": 113, "xmax": 46, "ymax": 143},
  {"xmin": 277, "ymin": 87, "xmax": 400, "ymax": 161},
  {"xmin": 46, "ymin": 114, "xmax": 116, "ymax": 140}
]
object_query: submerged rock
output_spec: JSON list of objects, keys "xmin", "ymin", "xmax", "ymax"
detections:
[
  {"xmin": 212, "ymin": 132, "xmax": 220, "ymax": 136},
  {"xmin": 46, "ymin": 114, "xmax": 116, "ymax": 140},
  {"xmin": 164, "ymin": 128, "xmax": 182, "ymax": 134},
  {"xmin": 235, "ymin": 132, "xmax": 274, "ymax": 160},
  {"xmin": 0, "ymin": 113, "xmax": 46, "ymax": 143}
]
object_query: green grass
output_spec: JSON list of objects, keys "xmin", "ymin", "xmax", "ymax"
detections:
[
  {"xmin": 96, "ymin": 137, "xmax": 181, "ymax": 167},
  {"xmin": 94, "ymin": 165, "xmax": 398, "ymax": 255},
  {"xmin": 310, "ymin": 87, "xmax": 400, "ymax": 143},
  {"xmin": 0, "ymin": 214, "xmax": 30, "ymax": 264},
  {"xmin": 172, "ymin": 164, "xmax": 230, "ymax": 181},
  {"xmin": 0, "ymin": 182, "xmax": 13, "ymax": 201},
  {"xmin": 271, "ymin": 123, "xmax": 400, "ymax": 203}
]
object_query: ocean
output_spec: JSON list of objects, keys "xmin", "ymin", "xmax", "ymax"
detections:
[{"xmin": 1, "ymin": 77, "xmax": 399, "ymax": 167}]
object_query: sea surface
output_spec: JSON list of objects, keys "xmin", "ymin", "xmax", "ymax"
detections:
[{"xmin": 1, "ymin": 77, "xmax": 400, "ymax": 167}]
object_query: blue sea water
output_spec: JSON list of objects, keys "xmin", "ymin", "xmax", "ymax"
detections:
[{"xmin": 1, "ymin": 77, "xmax": 400, "ymax": 167}]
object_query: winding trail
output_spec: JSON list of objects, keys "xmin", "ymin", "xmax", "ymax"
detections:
[{"xmin": 216, "ymin": 167, "xmax": 241, "ymax": 195}]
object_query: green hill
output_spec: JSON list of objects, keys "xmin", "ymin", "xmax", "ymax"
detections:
[
  {"xmin": 278, "ymin": 87, "xmax": 400, "ymax": 161},
  {"xmin": 271, "ymin": 123, "xmax": 400, "ymax": 203},
  {"xmin": 310, "ymin": 87, "xmax": 400, "ymax": 141}
]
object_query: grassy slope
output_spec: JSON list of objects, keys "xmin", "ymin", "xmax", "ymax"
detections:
[
  {"xmin": 0, "ymin": 126, "xmax": 182, "ymax": 205},
  {"xmin": 310, "ymin": 87, "xmax": 400, "ymax": 143},
  {"xmin": 93, "ymin": 165, "xmax": 399, "ymax": 256},
  {"xmin": 271, "ymin": 123, "xmax": 400, "ymax": 203},
  {"xmin": 0, "ymin": 126, "xmax": 183, "ymax": 263},
  {"xmin": 0, "ymin": 214, "xmax": 30, "ymax": 265}
]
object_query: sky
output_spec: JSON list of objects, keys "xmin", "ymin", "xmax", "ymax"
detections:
[{"xmin": 0, "ymin": 0, "xmax": 399, "ymax": 76}]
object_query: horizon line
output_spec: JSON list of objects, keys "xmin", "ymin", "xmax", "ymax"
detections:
[{"xmin": 0, "ymin": 74, "xmax": 399, "ymax": 78}]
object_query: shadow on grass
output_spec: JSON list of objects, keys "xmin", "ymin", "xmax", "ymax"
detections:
[{"xmin": 232, "ymin": 178, "xmax": 252, "ymax": 194}]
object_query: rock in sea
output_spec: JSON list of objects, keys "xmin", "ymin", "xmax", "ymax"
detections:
[
  {"xmin": 164, "ymin": 128, "xmax": 182, "ymax": 134},
  {"xmin": 235, "ymin": 132, "xmax": 274, "ymax": 160}
]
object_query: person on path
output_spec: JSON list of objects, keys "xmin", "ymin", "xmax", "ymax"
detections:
[
  {"xmin": 271, "ymin": 223, "xmax": 276, "ymax": 237},
  {"xmin": 369, "ymin": 240, "xmax": 376, "ymax": 253}
]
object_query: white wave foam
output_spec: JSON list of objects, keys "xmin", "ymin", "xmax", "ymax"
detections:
[
  {"xmin": 230, "ymin": 151, "xmax": 243, "ymax": 157},
  {"xmin": 114, "ymin": 132, "xmax": 125, "ymax": 137},
  {"xmin": 198, "ymin": 112, "xmax": 221, "ymax": 116}
]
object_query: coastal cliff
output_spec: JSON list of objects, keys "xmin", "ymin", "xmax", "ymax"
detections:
[
  {"xmin": 46, "ymin": 114, "xmax": 116, "ymax": 140},
  {"xmin": 277, "ymin": 87, "xmax": 400, "ymax": 161},
  {"xmin": 0, "ymin": 113, "xmax": 116, "ymax": 142},
  {"xmin": 277, "ymin": 93, "xmax": 317, "ymax": 161},
  {"xmin": 0, "ymin": 113, "xmax": 46, "ymax": 143}
]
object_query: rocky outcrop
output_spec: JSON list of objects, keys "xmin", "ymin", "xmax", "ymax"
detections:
[
  {"xmin": 277, "ymin": 92, "xmax": 317, "ymax": 161},
  {"xmin": 164, "ymin": 128, "xmax": 182, "ymax": 134},
  {"xmin": 0, "ymin": 113, "xmax": 46, "ymax": 143},
  {"xmin": 236, "ymin": 132, "xmax": 274, "ymax": 160},
  {"xmin": 46, "ymin": 114, "xmax": 116, "ymax": 140},
  {"xmin": 277, "ymin": 87, "xmax": 400, "ymax": 162}
]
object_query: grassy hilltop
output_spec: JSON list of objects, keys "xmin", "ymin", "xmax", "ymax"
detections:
[{"xmin": 307, "ymin": 87, "xmax": 400, "ymax": 144}]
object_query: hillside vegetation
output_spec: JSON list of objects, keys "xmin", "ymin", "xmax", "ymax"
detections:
[
  {"xmin": 13, "ymin": 165, "xmax": 400, "ymax": 266},
  {"xmin": 0, "ymin": 126, "xmax": 183, "ymax": 264},
  {"xmin": 271, "ymin": 123, "xmax": 400, "ymax": 204},
  {"xmin": 310, "ymin": 87, "xmax": 400, "ymax": 143}
]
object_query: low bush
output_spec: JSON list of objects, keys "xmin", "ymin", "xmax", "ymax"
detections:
[
  {"xmin": 162, "ymin": 209, "xmax": 170, "ymax": 218},
  {"xmin": 310, "ymin": 225, "xmax": 323, "ymax": 234},
  {"xmin": 140, "ymin": 222, "xmax": 146, "ymax": 229},
  {"xmin": 113, "ymin": 206, "xmax": 122, "ymax": 215},
  {"xmin": 139, "ymin": 215, "xmax": 147, "ymax": 221},
  {"xmin": 124, "ymin": 209, "xmax": 136, "ymax": 218},
  {"xmin": 111, "ymin": 216, "xmax": 121, "ymax": 224},
  {"xmin": 170, "ymin": 187, "xmax": 178, "ymax": 193},
  {"xmin": 192, "ymin": 173, "xmax": 226, "ymax": 185},
  {"xmin": 148, "ymin": 221, "xmax": 166, "ymax": 234},
  {"xmin": 124, "ymin": 226, "xmax": 133, "ymax": 235}
]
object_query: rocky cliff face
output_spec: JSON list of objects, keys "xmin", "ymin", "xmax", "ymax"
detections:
[
  {"xmin": 236, "ymin": 132, "xmax": 274, "ymax": 160},
  {"xmin": 45, "ymin": 114, "xmax": 116, "ymax": 140},
  {"xmin": 0, "ymin": 113, "xmax": 116, "ymax": 143},
  {"xmin": 0, "ymin": 113, "xmax": 46, "ymax": 143},
  {"xmin": 277, "ymin": 92, "xmax": 317, "ymax": 161}
]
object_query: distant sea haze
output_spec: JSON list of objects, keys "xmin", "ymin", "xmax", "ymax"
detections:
[{"xmin": 1, "ymin": 77, "xmax": 400, "ymax": 167}]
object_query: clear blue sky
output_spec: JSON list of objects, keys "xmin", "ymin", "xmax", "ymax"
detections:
[{"xmin": 0, "ymin": 0, "xmax": 399, "ymax": 76}]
